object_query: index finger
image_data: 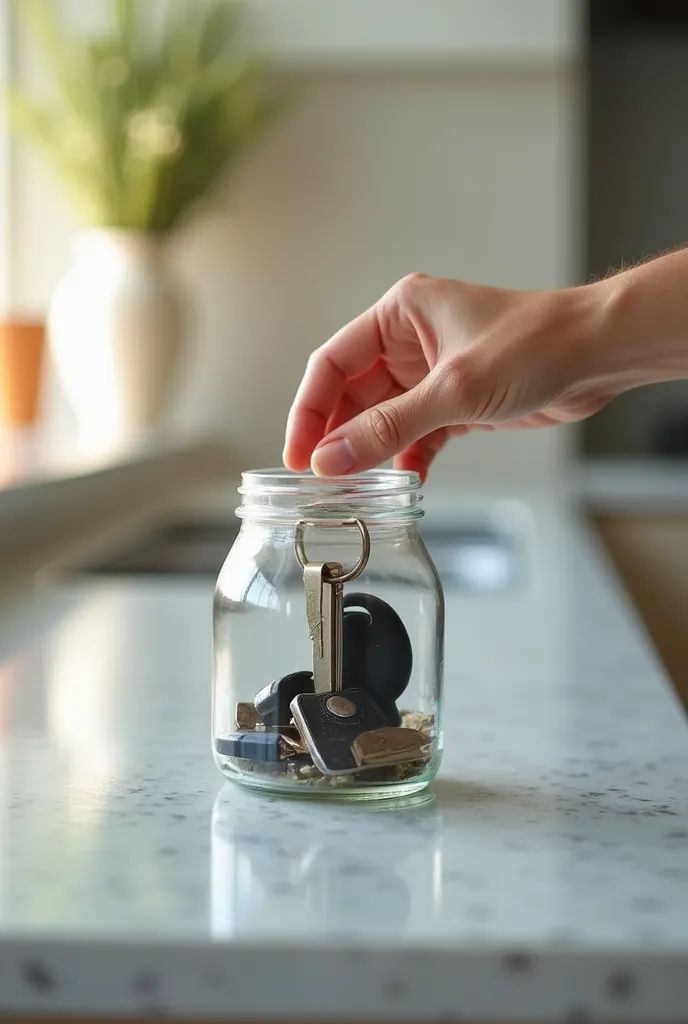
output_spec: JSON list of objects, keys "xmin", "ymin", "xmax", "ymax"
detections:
[{"xmin": 283, "ymin": 304, "xmax": 383, "ymax": 471}]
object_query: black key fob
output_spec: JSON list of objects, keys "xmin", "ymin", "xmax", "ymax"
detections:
[
  {"xmin": 215, "ymin": 732, "xmax": 283, "ymax": 762},
  {"xmin": 290, "ymin": 688, "xmax": 389, "ymax": 776},
  {"xmin": 254, "ymin": 670, "xmax": 314, "ymax": 728},
  {"xmin": 342, "ymin": 593, "xmax": 412, "ymax": 721}
]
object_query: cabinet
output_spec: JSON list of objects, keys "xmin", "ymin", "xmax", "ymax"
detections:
[{"xmin": 595, "ymin": 514, "xmax": 688, "ymax": 706}]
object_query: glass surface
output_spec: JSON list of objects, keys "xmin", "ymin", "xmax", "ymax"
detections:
[
  {"xmin": 61, "ymin": 521, "xmax": 525, "ymax": 593},
  {"xmin": 212, "ymin": 469, "xmax": 444, "ymax": 800}
]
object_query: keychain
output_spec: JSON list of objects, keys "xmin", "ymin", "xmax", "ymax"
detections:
[{"xmin": 294, "ymin": 517, "xmax": 369, "ymax": 694}]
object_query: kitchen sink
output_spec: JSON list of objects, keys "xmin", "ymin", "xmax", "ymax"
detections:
[{"xmin": 68, "ymin": 520, "xmax": 525, "ymax": 593}]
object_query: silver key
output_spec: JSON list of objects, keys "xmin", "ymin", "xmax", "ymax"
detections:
[{"xmin": 303, "ymin": 561, "xmax": 344, "ymax": 694}]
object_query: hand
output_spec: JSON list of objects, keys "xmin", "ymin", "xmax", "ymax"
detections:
[{"xmin": 283, "ymin": 272, "xmax": 616, "ymax": 481}]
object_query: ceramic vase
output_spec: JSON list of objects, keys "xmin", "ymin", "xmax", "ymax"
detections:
[{"xmin": 48, "ymin": 229, "xmax": 185, "ymax": 451}]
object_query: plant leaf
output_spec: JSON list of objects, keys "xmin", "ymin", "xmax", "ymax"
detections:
[
  {"xmin": 5, "ymin": 92, "xmax": 106, "ymax": 223},
  {"xmin": 199, "ymin": 0, "xmax": 241, "ymax": 64},
  {"xmin": 14, "ymin": 0, "xmax": 93, "ymax": 120},
  {"xmin": 164, "ymin": 0, "xmax": 204, "ymax": 80},
  {"xmin": 5, "ymin": 92, "xmax": 50, "ymax": 144},
  {"xmin": 113, "ymin": 0, "xmax": 138, "ymax": 53},
  {"xmin": 8, "ymin": 0, "xmax": 292, "ymax": 233}
]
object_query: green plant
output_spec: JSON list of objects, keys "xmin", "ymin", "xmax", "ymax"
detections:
[{"xmin": 6, "ymin": 0, "xmax": 285, "ymax": 234}]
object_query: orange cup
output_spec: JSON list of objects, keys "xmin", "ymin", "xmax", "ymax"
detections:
[{"xmin": 0, "ymin": 319, "xmax": 46, "ymax": 427}]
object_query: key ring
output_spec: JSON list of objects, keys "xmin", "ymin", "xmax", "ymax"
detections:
[{"xmin": 294, "ymin": 517, "xmax": 370, "ymax": 583}]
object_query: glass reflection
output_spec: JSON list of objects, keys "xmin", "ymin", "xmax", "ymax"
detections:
[
  {"xmin": 211, "ymin": 787, "xmax": 442, "ymax": 939},
  {"xmin": 45, "ymin": 592, "xmax": 126, "ymax": 815}
]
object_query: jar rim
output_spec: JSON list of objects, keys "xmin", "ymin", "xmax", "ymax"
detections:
[
  {"xmin": 237, "ymin": 468, "xmax": 423, "ymax": 523},
  {"xmin": 240, "ymin": 467, "xmax": 420, "ymax": 494}
]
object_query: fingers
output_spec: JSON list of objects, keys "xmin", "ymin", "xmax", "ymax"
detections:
[
  {"xmin": 283, "ymin": 306, "xmax": 384, "ymax": 471},
  {"xmin": 325, "ymin": 360, "xmax": 401, "ymax": 435},
  {"xmin": 311, "ymin": 368, "xmax": 452, "ymax": 476}
]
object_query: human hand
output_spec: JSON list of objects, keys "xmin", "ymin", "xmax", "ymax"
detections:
[{"xmin": 283, "ymin": 272, "xmax": 617, "ymax": 481}]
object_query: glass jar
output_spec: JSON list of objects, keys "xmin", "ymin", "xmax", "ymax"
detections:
[{"xmin": 212, "ymin": 468, "xmax": 444, "ymax": 800}]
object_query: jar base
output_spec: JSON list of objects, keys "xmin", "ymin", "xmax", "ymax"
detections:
[{"xmin": 215, "ymin": 752, "xmax": 439, "ymax": 802}]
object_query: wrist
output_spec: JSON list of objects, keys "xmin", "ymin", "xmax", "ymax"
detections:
[
  {"xmin": 577, "ymin": 275, "xmax": 638, "ymax": 386},
  {"xmin": 538, "ymin": 282, "xmax": 620, "ymax": 391},
  {"xmin": 582, "ymin": 254, "xmax": 688, "ymax": 389}
]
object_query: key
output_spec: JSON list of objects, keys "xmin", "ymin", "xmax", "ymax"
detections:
[
  {"xmin": 215, "ymin": 732, "xmax": 284, "ymax": 762},
  {"xmin": 254, "ymin": 671, "xmax": 314, "ymax": 728},
  {"xmin": 303, "ymin": 561, "xmax": 344, "ymax": 694},
  {"xmin": 351, "ymin": 727, "xmax": 428, "ymax": 768},
  {"xmin": 290, "ymin": 688, "xmax": 389, "ymax": 776},
  {"xmin": 218, "ymin": 732, "xmax": 308, "ymax": 772}
]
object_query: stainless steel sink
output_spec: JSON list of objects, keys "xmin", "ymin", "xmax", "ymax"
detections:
[
  {"xmin": 424, "ymin": 525, "xmax": 524, "ymax": 592},
  {"xmin": 67, "ymin": 520, "xmax": 525, "ymax": 593}
]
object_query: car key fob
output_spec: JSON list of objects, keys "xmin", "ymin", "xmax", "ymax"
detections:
[
  {"xmin": 342, "ymin": 593, "xmax": 412, "ymax": 721},
  {"xmin": 290, "ymin": 688, "xmax": 390, "ymax": 776},
  {"xmin": 374, "ymin": 698, "xmax": 402, "ymax": 728},
  {"xmin": 254, "ymin": 670, "xmax": 314, "ymax": 728},
  {"xmin": 215, "ymin": 732, "xmax": 284, "ymax": 762}
]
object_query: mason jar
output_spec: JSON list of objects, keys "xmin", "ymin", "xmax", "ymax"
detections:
[{"xmin": 212, "ymin": 469, "xmax": 444, "ymax": 800}]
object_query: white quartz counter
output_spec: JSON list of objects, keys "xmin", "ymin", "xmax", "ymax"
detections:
[{"xmin": 0, "ymin": 483, "xmax": 687, "ymax": 1022}]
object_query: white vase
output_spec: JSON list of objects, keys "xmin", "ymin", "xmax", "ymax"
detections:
[{"xmin": 48, "ymin": 229, "xmax": 185, "ymax": 453}]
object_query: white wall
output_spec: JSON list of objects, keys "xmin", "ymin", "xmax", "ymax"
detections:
[{"xmin": 6, "ymin": 3, "xmax": 583, "ymax": 485}]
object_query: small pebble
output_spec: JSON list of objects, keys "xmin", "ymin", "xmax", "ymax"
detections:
[{"xmin": 400, "ymin": 710, "xmax": 434, "ymax": 739}]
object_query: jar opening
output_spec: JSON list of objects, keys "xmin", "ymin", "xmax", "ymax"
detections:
[{"xmin": 237, "ymin": 467, "xmax": 423, "ymax": 523}]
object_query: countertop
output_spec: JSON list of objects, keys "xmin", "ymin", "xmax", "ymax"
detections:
[{"xmin": 1, "ymin": 479, "xmax": 688, "ymax": 1022}]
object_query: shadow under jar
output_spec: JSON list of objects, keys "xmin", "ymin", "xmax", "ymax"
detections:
[{"xmin": 212, "ymin": 469, "xmax": 444, "ymax": 800}]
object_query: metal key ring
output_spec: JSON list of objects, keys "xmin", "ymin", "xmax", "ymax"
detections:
[{"xmin": 294, "ymin": 517, "xmax": 370, "ymax": 583}]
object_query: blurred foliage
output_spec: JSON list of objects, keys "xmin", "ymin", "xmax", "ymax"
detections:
[{"xmin": 6, "ymin": 0, "xmax": 286, "ymax": 233}]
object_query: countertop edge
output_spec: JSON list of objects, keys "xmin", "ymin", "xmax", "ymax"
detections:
[{"xmin": 0, "ymin": 936, "xmax": 686, "ymax": 1020}]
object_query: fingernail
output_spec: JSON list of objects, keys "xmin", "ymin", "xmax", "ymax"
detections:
[{"xmin": 311, "ymin": 438, "xmax": 357, "ymax": 476}]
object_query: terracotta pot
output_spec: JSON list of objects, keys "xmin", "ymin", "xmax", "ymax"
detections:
[{"xmin": 0, "ymin": 320, "xmax": 46, "ymax": 427}]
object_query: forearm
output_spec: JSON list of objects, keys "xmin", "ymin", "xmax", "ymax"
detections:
[{"xmin": 582, "ymin": 248, "xmax": 688, "ymax": 390}]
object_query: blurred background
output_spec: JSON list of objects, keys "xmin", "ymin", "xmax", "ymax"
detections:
[
  {"xmin": 1, "ymin": 0, "xmax": 688, "ymax": 479},
  {"xmin": 585, "ymin": 0, "xmax": 688, "ymax": 459},
  {"xmin": 1, "ymin": 0, "xmax": 583, "ymax": 483}
]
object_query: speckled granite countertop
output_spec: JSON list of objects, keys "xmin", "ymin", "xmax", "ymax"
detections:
[{"xmin": 0, "ymin": 491, "xmax": 687, "ymax": 1022}]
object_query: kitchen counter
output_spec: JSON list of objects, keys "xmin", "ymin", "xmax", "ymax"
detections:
[{"xmin": 1, "ymin": 482, "xmax": 688, "ymax": 1022}]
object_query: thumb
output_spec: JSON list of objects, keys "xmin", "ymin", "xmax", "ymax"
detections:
[{"xmin": 311, "ymin": 370, "xmax": 454, "ymax": 476}]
